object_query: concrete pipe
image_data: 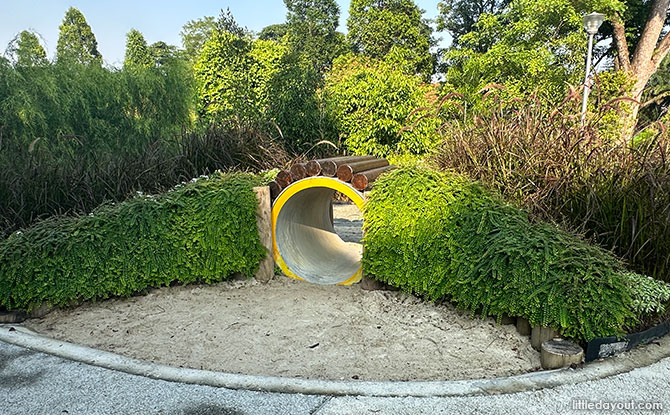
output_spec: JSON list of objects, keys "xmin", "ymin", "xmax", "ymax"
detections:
[{"xmin": 272, "ymin": 177, "xmax": 364, "ymax": 285}]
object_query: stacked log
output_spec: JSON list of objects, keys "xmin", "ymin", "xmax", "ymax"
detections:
[
  {"xmin": 351, "ymin": 166, "xmax": 395, "ymax": 190},
  {"xmin": 290, "ymin": 163, "xmax": 307, "ymax": 181},
  {"xmin": 276, "ymin": 170, "xmax": 292, "ymax": 188},
  {"xmin": 336, "ymin": 158, "xmax": 389, "ymax": 182},
  {"xmin": 268, "ymin": 181, "xmax": 282, "ymax": 200},
  {"xmin": 316, "ymin": 155, "xmax": 377, "ymax": 177},
  {"xmin": 270, "ymin": 155, "xmax": 393, "ymax": 202}
]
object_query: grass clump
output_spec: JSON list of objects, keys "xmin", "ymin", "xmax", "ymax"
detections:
[
  {"xmin": 433, "ymin": 91, "xmax": 670, "ymax": 283},
  {"xmin": 362, "ymin": 166, "xmax": 670, "ymax": 342},
  {"xmin": 0, "ymin": 172, "xmax": 266, "ymax": 312}
]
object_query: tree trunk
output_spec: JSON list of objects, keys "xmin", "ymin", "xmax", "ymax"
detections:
[
  {"xmin": 611, "ymin": 0, "xmax": 670, "ymax": 141},
  {"xmin": 540, "ymin": 339, "xmax": 584, "ymax": 370},
  {"xmin": 620, "ymin": 73, "xmax": 648, "ymax": 141}
]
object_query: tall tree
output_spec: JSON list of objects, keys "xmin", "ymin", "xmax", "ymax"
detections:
[
  {"xmin": 149, "ymin": 41, "xmax": 179, "ymax": 66},
  {"xmin": 124, "ymin": 29, "xmax": 152, "ymax": 68},
  {"xmin": 608, "ymin": 0, "xmax": 670, "ymax": 138},
  {"xmin": 258, "ymin": 23, "xmax": 289, "ymax": 41},
  {"xmin": 194, "ymin": 31, "xmax": 256, "ymax": 122},
  {"xmin": 6, "ymin": 30, "xmax": 47, "ymax": 67},
  {"xmin": 56, "ymin": 7, "xmax": 102, "ymax": 65},
  {"xmin": 284, "ymin": 0, "xmax": 347, "ymax": 71},
  {"xmin": 443, "ymin": 0, "xmax": 670, "ymax": 138},
  {"xmin": 180, "ymin": 9, "xmax": 248, "ymax": 61},
  {"xmin": 216, "ymin": 8, "xmax": 248, "ymax": 37},
  {"xmin": 443, "ymin": 0, "xmax": 585, "ymax": 101},
  {"xmin": 347, "ymin": 0, "xmax": 435, "ymax": 75},
  {"xmin": 436, "ymin": 0, "xmax": 510, "ymax": 44},
  {"xmin": 181, "ymin": 16, "xmax": 217, "ymax": 61}
]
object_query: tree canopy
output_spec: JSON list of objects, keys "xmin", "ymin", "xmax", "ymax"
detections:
[
  {"xmin": 347, "ymin": 0, "xmax": 435, "ymax": 76},
  {"xmin": 441, "ymin": 0, "xmax": 670, "ymax": 135},
  {"xmin": 258, "ymin": 23, "xmax": 289, "ymax": 41},
  {"xmin": 444, "ymin": 0, "xmax": 586, "ymax": 101},
  {"xmin": 180, "ymin": 16, "xmax": 217, "ymax": 61},
  {"xmin": 6, "ymin": 30, "xmax": 47, "ymax": 67},
  {"xmin": 56, "ymin": 7, "xmax": 102, "ymax": 65},
  {"xmin": 284, "ymin": 0, "xmax": 347, "ymax": 71},
  {"xmin": 436, "ymin": 0, "xmax": 510, "ymax": 43},
  {"xmin": 324, "ymin": 53, "xmax": 439, "ymax": 157},
  {"xmin": 124, "ymin": 29, "xmax": 152, "ymax": 68},
  {"xmin": 180, "ymin": 9, "xmax": 249, "ymax": 62}
]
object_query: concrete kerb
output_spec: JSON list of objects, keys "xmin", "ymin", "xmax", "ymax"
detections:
[{"xmin": 2, "ymin": 324, "xmax": 670, "ymax": 398}]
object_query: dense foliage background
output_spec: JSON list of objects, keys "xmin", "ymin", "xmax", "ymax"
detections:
[{"xmin": 1, "ymin": 0, "xmax": 670, "ymax": 298}]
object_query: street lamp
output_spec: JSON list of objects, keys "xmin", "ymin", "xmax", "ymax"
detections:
[{"xmin": 581, "ymin": 12, "xmax": 605, "ymax": 125}]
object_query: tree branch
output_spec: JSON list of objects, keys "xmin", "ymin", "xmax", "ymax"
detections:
[
  {"xmin": 641, "ymin": 90, "xmax": 670, "ymax": 108},
  {"xmin": 651, "ymin": 32, "xmax": 670, "ymax": 69},
  {"xmin": 611, "ymin": 15, "xmax": 631, "ymax": 71},
  {"xmin": 631, "ymin": 0, "xmax": 670, "ymax": 69}
]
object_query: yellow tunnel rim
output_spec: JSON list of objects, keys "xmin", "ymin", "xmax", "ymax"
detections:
[{"xmin": 271, "ymin": 177, "xmax": 365, "ymax": 286}]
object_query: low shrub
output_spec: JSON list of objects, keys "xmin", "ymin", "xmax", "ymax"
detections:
[
  {"xmin": 362, "ymin": 167, "xmax": 670, "ymax": 342},
  {"xmin": 0, "ymin": 172, "xmax": 266, "ymax": 312}
]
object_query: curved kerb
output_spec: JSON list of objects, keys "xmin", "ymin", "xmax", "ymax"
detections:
[
  {"xmin": 272, "ymin": 177, "xmax": 364, "ymax": 285},
  {"xmin": 2, "ymin": 325, "xmax": 670, "ymax": 397}
]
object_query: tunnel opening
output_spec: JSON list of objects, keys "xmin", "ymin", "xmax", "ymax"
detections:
[
  {"xmin": 332, "ymin": 196, "xmax": 363, "ymax": 246},
  {"xmin": 272, "ymin": 177, "xmax": 364, "ymax": 285}
]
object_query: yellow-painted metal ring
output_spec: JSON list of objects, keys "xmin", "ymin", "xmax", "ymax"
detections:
[{"xmin": 271, "ymin": 177, "xmax": 364, "ymax": 285}]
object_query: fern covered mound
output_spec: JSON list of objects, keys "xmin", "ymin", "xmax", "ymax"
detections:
[
  {"xmin": 362, "ymin": 167, "xmax": 670, "ymax": 342},
  {"xmin": 0, "ymin": 172, "xmax": 266, "ymax": 312}
]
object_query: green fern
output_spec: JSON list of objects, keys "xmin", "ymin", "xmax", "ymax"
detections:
[
  {"xmin": 0, "ymin": 172, "xmax": 265, "ymax": 312},
  {"xmin": 362, "ymin": 166, "xmax": 670, "ymax": 342}
]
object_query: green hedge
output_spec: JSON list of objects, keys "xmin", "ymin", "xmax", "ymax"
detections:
[
  {"xmin": 362, "ymin": 167, "xmax": 670, "ymax": 342},
  {"xmin": 0, "ymin": 172, "xmax": 265, "ymax": 312}
]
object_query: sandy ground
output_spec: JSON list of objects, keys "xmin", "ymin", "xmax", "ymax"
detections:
[
  {"xmin": 25, "ymin": 278, "xmax": 540, "ymax": 381},
  {"xmin": 23, "ymin": 203, "xmax": 541, "ymax": 381},
  {"xmin": 332, "ymin": 201, "xmax": 364, "ymax": 243}
]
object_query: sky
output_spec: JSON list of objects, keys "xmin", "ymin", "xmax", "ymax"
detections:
[{"xmin": 0, "ymin": 0, "xmax": 449, "ymax": 68}]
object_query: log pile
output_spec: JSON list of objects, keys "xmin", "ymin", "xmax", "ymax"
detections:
[{"xmin": 269, "ymin": 156, "xmax": 395, "ymax": 202}]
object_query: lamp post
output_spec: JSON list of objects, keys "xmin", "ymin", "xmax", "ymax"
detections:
[{"xmin": 581, "ymin": 12, "xmax": 605, "ymax": 125}]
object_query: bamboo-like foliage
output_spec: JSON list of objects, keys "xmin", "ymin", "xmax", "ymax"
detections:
[
  {"xmin": 432, "ymin": 89, "xmax": 670, "ymax": 283},
  {"xmin": 362, "ymin": 167, "xmax": 670, "ymax": 342},
  {"xmin": 0, "ymin": 172, "xmax": 266, "ymax": 312},
  {"xmin": 0, "ymin": 60, "xmax": 289, "ymax": 238}
]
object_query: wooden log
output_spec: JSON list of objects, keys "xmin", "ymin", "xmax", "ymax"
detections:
[
  {"xmin": 0, "ymin": 310, "xmax": 27, "ymax": 323},
  {"xmin": 268, "ymin": 181, "xmax": 281, "ymax": 200},
  {"xmin": 276, "ymin": 170, "xmax": 292, "ymax": 188},
  {"xmin": 315, "ymin": 155, "xmax": 377, "ymax": 177},
  {"xmin": 253, "ymin": 186, "xmax": 274, "ymax": 283},
  {"xmin": 320, "ymin": 160, "xmax": 338, "ymax": 177},
  {"xmin": 351, "ymin": 165, "xmax": 395, "ymax": 191},
  {"xmin": 337, "ymin": 159, "xmax": 390, "ymax": 183},
  {"xmin": 541, "ymin": 338, "xmax": 584, "ymax": 369},
  {"xmin": 531, "ymin": 326, "xmax": 561, "ymax": 351},
  {"xmin": 516, "ymin": 317, "xmax": 531, "ymax": 336},
  {"xmin": 290, "ymin": 163, "xmax": 307, "ymax": 181},
  {"xmin": 315, "ymin": 155, "xmax": 377, "ymax": 164},
  {"xmin": 305, "ymin": 160, "xmax": 322, "ymax": 176},
  {"xmin": 500, "ymin": 314, "xmax": 516, "ymax": 325}
]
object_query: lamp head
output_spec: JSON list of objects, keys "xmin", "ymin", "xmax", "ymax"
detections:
[{"xmin": 583, "ymin": 12, "xmax": 605, "ymax": 35}]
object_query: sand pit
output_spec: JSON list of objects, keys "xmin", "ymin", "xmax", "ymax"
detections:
[
  {"xmin": 23, "ymin": 203, "xmax": 540, "ymax": 381},
  {"xmin": 24, "ymin": 277, "xmax": 540, "ymax": 381}
]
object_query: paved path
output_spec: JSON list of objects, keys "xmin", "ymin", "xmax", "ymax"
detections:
[{"xmin": 3, "ymin": 340, "xmax": 670, "ymax": 415}]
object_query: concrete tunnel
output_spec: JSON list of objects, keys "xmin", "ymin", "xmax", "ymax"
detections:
[{"xmin": 271, "ymin": 176, "xmax": 364, "ymax": 285}]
